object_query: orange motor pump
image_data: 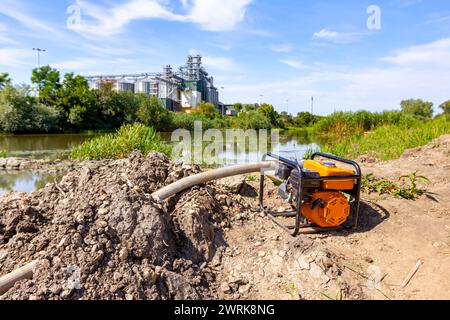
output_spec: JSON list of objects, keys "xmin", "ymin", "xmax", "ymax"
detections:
[
  {"xmin": 261, "ymin": 152, "xmax": 362, "ymax": 236},
  {"xmin": 300, "ymin": 160, "xmax": 355, "ymax": 227},
  {"xmin": 301, "ymin": 191, "xmax": 350, "ymax": 228}
]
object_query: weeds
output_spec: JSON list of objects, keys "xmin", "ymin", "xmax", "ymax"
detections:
[
  {"xmin": 320, "ymin": 290, "xmax": 343, "ymax": 300},
  {"xmin": 303, "ymin": 147, "xmax": 321, "ymax": 160},
  {"xmin": 322, "ymin": 115, "xmax": 450, "ymax": 161},
  {"xmin": 362, "ymin": 172, "xmax": 430, "ymax": 200},
  {"xmin": 0, "ymin": 149, "xmax": 7, "ymax": 158},
  {"xmin": 71, "ymin": 123, "xmax": 172, "ymax": 160},
  {"xmin": 286, "ymin": 283, "xmax": 299, "ymax": 300}
]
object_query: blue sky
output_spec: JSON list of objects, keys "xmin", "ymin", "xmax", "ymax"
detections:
[{"xmin": 1, "ymin": 0, "xmax": 450, "ymax": 115}]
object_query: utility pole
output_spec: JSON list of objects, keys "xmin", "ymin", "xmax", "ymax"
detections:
[
  {"xmin": 32, "ymin": 48, "xmax": 46, "ymax": 68},
  {"xmin": 286, "ymin": 99, "xmax": 289, "ymax": 114},
  {"xmin": 259, "ymin": 94, "xmax": 264, "ymax": 106},
  {"xmin": 221, "ymin": 86, "xmax": 225, "ymax": 116},
  {"xmin": 311, "ymin": 96, "xmax": 314, "ymax": 115}
]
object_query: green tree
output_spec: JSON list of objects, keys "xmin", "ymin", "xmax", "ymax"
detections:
[
  {"xmin": 31, "ymin": 66, "xmax": 61, "ymax": 104},
  {"xmin": 233, "ymin": 102, "xmax": 243, "ymax": 113},
  {"xmin": 400, "ymin": 99, "xmax": 433, "ymax": 119},
  {"xmin": 440, "ymin": 100, "xmax": 450, "ymax": 114},
  {"xmin": 136, "ymin": 95, "xmax": 172, "ymax": 131},
  {"xmin": 232, "ymin": 110, "xmax": 272, "ymax": 130},
  {"xmin": 94, "ymin": 85, "xmax": 139, "ymax": 130},
  {"xmin": 280, "ymin": 111, "xmax": 294, "ymax": 126},
  {"xmin": 0, "ymin": 85, "xmax": 58, "ymax": 133},
  {"xmin": 295, "ymin": 112, "xmax": 319, "ymax": 127},
  {"xmin": 0, "ymin": 73, "xmax": 11, "ymax": 89},
  {"xmin": 56, "ymin": 73, "xmax": 98, "ymax": 130},
  {"xmin": 244, "ymin": 104, "xmax": 255, "ymax": 112},
  {"xmin": 257, "ymin": 103, "xmax": 281, "ymax": 127},
  {"xmin": 196, "ymin": 101, "xmax": 219, "ymax": 119}
]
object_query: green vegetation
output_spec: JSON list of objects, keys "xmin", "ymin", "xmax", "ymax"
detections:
[
  {"xmin": 71, "ymin": 123, "xmax": 172, "ymax": 160},
  {"xmin": 2, "ymin": 66, "xmax": 450, "ymax": 164},
  {"xmin": 401, "ymin": 99, "xmax": 434, "ymax": 119},
  {"xmin": 0, "ymin": 149, "xmax": 7, "ymax": 158},
  {"xmin": 0, "ymin": 73, "xmax": 11, "ymax": 89},
  {"xmin": 232, "ymin": 110, "xmax": 272, "ymax": 130},
  {"xmin": 323, "ymin": 115, "xmax": 450, "ymax": 160},
  {"xmin": 0, "ymin": 85, "xmax": 59, "ymax": 133},
  {"xmin": 362, "ymin": 172, "xmax": 430, "ymax": 200},
  {"xmin": 312, "ymin": 110, "xmax": 417, "ymax": 139},
  {"xmin": 0, "ymin": 66, "xmax": 286, "ymax": 134},
  {"xmin": 195, "ymin": 101, "xmax": 220, "ymax": 119},
  {"xmin": 440, "ymin": 100, "xmax": 450, "ymax": 114}
]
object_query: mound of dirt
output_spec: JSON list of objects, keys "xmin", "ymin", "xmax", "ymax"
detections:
[{"xmin": 0, "ymin": 151, "xmax": 225, "ymax": 300}]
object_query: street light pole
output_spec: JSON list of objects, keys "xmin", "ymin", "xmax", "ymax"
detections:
[
  {"xmin": 221, "ymin": 86, "xmax": 225, "ymax": 116},
  {"xmin": 32, "ymin": 48, "xmax": 46, "ymax": 68}
]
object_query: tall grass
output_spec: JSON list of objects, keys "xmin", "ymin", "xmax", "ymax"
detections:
[
  {"xmin": 71, "ymin": 123, "xmax": 172, "ymax": 160},
  {"xmin": 312, "ymin": 110, "xmax": 419, "ymax": 140},
  {"xmin": 0, "ymin": 149, "xmax": 7, "ymax": 158},
  {"xmin": 323, "ymin": 115, "xmax": 450, "ymax": 160}
]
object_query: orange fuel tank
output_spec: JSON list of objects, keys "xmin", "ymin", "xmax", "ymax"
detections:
[
  {"xmin": 303, "ymin": 160, "xmax": 355, "ymax": 190},
  {"xmin": 301, "ymin": 191, "xmax": 350, "ymax": 227}
]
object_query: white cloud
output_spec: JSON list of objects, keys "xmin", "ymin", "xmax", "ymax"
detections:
[
  {"xmin": 269, "ymin": 43, "xmax": 293, "ymax": 53},
  {"xmin": 186, "ymin": 0, "xmax": 252, "ymax": 32},
  {"xmin": 225, "ymin": 38, "xmax": 450, "ymax": 114},
  {"xmin": 280, "ymin": 59, "xmax": 306, "ymax": 70},
  {"xmin": 420, "ymin": 15, "xmax": 450, "ymax": 26},
  {"xmin": 0, "ymin": 47, "xmax": 32, "ymax": 67},
  {"xmin": 381, "ymin": 38, "xmax": 450, "ymax": 67},
  {"xmin": 313, "ymin": 29, "xmax": 364, "ymax": 44},
  {"xmin": 74, "ymin": 0, "xmax": 252, "ymax": 38},
  {"xmin": 202, "ymin": 56, "xmax": 238, "ymax": 71},
  {"xmin": 0, "ymin": 0, "xmax": 63, "ymax": 37},
  {"xmin": 53, "ymin": 57, "xmax": 132, "ymax": 72},
  {"xmin": 0, "ymin": 23, "xmax": 14, "ymax": 44}
]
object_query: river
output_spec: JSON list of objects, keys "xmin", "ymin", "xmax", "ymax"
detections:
[{"xmin": 0, "ymin": 130, "xmax": 318, "ymax": 195}]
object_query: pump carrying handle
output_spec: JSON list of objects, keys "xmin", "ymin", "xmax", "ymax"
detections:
[{"xmin": 311, "ymin": 152, "xmax": 362, "ymax": 177}]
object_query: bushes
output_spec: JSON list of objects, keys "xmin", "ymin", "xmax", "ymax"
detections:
[
  {"xmin": 195, "ymin": 101, "xmax": 220, "ymax": 119},
  {"xmin": 294, "ymin": 112, "xmax": 320, "ymax": 127},
  {"xmin": 312, "ymin": 110, "xmax": 420, "ymax": 139},
  {"xmin": 323, "ymin": 115, "xmax": 450, "ymax": 160},
  {"xmin": 440, "ymin": 100, "xmax": 450, "ymax": 114},
  {"xmin": 401, "ymin": 99, "xmax": 434, "ymax": 119},
  {"xmin": 0, "ymin": 85, "xmax": 58, "ymax": 133},
  {"xmin": 169, "ymin": 112, "xmax": 231, "ymax": 131},
  {"xmin": 136, "ymin": 95, "xmax": 172, "ymax": 131},
  {"xmin": 231, "ymin": 111, "xmax": 272, "ymax": 130},
  {"xmin": 71, "ymin": 123, "xmax": 172, "ymax": 160}
]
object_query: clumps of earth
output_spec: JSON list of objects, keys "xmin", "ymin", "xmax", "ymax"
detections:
[
  {"xmin": 0, "ymin": 151, "xmax": 361, "ymax": 300},
  {"xmin": 0, "ymin": 151, "xmax": 228, "ymax": 300}
]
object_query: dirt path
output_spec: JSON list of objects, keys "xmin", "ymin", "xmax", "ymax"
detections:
[{"xmin": 215, "ymin": 135, "xmax": 450, "ymax": 300}]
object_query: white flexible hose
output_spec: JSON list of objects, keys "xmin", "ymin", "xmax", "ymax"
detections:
[{"xmin": 152, "ymin": 161, "xmax": 275, "ymax": 202}]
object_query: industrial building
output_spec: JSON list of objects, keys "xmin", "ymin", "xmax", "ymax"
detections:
[{"xmin": 86, "ymin": 55, "xmax": 219, "ymax": 112}]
